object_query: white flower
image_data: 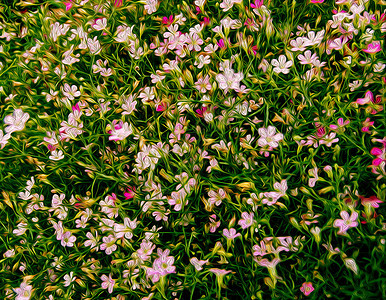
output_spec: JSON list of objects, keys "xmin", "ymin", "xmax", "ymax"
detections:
[
  {"xmin": 62, "ymin": 84, "xmax": 81, "ymax": 100},
  {"xmin": 49, "ymin": 150, "xmax": 64, "ymax": 161},
  {"xmin": 63, "ymin": 271, "xmax": 76, "ymax": 287},
  {"xmin": 194, "ymin": 55, "xmax": 211, "ymax": 69},
  {"xmin": 373, "ymin": 62, "xmax": 385, "ymax": 73},
  {"xmin": 258, "ymin": 126, "xmax": 284, "ymax": 148},
  {"xmin": 216, "ymin": 68, "xmax": 244, "ymax": 94},
  {"xmin": 61, "ymin": 231, "xmax": 76, "ymax": 247},
  {"xmin": 139, "ymin": 86, "xmax": 155, "ymax": 103},
  {"xmin": 87, "ymin": 36, "xmax": 101, "ymax": 54},
  {"xmin": 190, "ymin": 257, "xmax": 208, "ymax": 271},
  {"xmin": 92, "ymin": 18, "xmax": 107, "ymax": 31},
  {"xmin": 121, "ymin": 95, "xmax": 137, "ymax": 115},
  {"xmin": 271, "ymin": 55, "xmax": 293, "ymax": 74},
  {"xmin": 297, "ymin": 50, "xmax": 318, "ymax": 65},
  {"xmin": 14, "ymin": 281, "xmax": 33, "ymax": 300},
  {"xmin": 3, "ymin": 249, "xmax": 15, "ymax": 258},
  {"xmin": 4, "ymin": 109, "xmax": 29, "ymax": 134},
  {"xmin": 144, "ymin": 0, "xmax": 158, "ymax": 14},
  {"xmin": 0, "ymin": 129, "xmax": 11, "ymax": 149},
  {"xmin": 13, "ymin": 222, "xmax": 28, "ymax": 236}
]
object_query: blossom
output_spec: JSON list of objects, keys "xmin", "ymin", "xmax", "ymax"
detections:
[
  {"xmin": 108, "ymin": 120, "xmax": 133, "ymax": 141},
  {"xmin": 360, "ymin": 195, "xmax": 383, "ymax": 208},
  {"xmin": 84, "ymin": 231, "xmax": 99, "ymax": 251},
  {"xmin": 49, "ymin": 150, "xmax": 64, "ymax": 161},
  {"xmin": 300, "ymin": 282, "xmax": 314, "ymax": 296},
  {"xmin": 222, "ymin": 228, "xmax": 241, "ymax": 240},
  {"xmin": 101, "ymin": 274, "xmax": 115, "ymax": 294},
  {"xmin": 14, "ymin": 281, "xmax": 33, "ymax": 300},
  {"xmin": 100, "ymin": 234, "xmax": 117, "ymax": 255},
  {"xmin": 61, "ymin": 231, "xmax": 76, "ymax": 247},
  {"xmin": 144, "ymin": 0, "xmax": 158, "ymax": 14},
  {"xmin": 362, "ymin": 41, "xmax": 381, "ymax": 53},
  {"xmin": 92, "ymin": 18, "xmax": 107, "ymax": 31},
  {"xmin": 297, "ymin": 50, "xmax": 318, "ymax": 65},
  {"xmin": 271, "ymin": 55, "xmax": 293, "ymax": 74},
  {"xmin": 194, "ymin": 54, "xmax": 211, "ymax": 68},
  {"xmin": 195, "ymin": 75, "xmax": 212, "ymax": 93},
  {"xmin": 208, "ymin": 189, "xmax": 226, "ymax": 207},
  {"xmin": 4, "ymin": 109, "xmax": 30, "ymax": 134},
  {"xmin": 63, "ymin": 272, "xmax": 76, "ymax": 287},
  {"xmin": 147, "ymin": 248, "xmax": 176, "ymax": 283},
  {"xmin": 333, "ymin": 211, "xmax": 358, "ymax": 235},
  {"xmin": 238, "ymin": 212, "xmax": 255, "ymax": 229},
  {"xmin": 190, "ymin": 257, "xmax": 208, "ymax": 271},
  {"xmin": 258, "ymin": 126, "xmax": 284, "ymax": 148},
  {"xmin": 0, "ymin": 129, "xmax": 11, "ymax": 149}
]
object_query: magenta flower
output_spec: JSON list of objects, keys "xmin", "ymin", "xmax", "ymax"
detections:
[
  {"xmin": 64, "ymin": 1, "xmax": 72, "ymax": 11},
  {"xmin": 114, "ymin": 0, "xmax": 123, "ymax": 7},
  {"xmin": 124, "ymin": 187, "xmax": 135, "ymax": 200},
  {"xmin": 333, "ymin": 211, "xmax": 358, "ymax": 235},
  {"xmin": 310, "ymin": 0, "xmax": 324, "ymax": 3},
  {"xmin": 300, "ymin": 282, "xmax": 314, "ymax": 296},
  {"xmin": 251, "ymin": 0, "xmax": 263, "ymax": 8},
  {"xmin": 217, "ymin": 39, "xmax": 226, "ymax": 49},
  {"xmin": 361, "ymin": 117, "xmax": 374, "ymax": 132},
  {"xmin": 362, "ymin": 41, "xmax": 381, "ymax": 53},
  {"xmin": 360, "ymin": 195, "xmax": 383, "ymax": 208},
  {"xmin": 356, "ymin": 91, "xmax": 374, "ymax": 105}
]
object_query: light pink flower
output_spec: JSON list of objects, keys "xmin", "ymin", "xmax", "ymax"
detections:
[
  {"xmin": 271, "ymin": 55, "xmax": 293, "ymax": 74},
  {"xmin": 61, "ymin": 231, "xmax": 76, "ymax": 247},
  {"xmin": 190, "ymin": 257, "xmax": 208, "ymax": 271},
  {"xmin": 222, "ymin": 228, "xmax": 241, "ymax": 240},
  {"xmin": 238, "ymin": 212, "xmax": 254, "ymax": 229},
  {"xmin": 300, "ymin": 282, "xmax": 314, "ymax": 296},
  {"xmin": 356, "ymin": 91, "xmax": 374, "ymax": 105},
  {"xmin": 100, "ymin": 235, "xmax": 117, "ymax": 255},
  {"xmin": 333, "ymin": 211, "xmax": 358, "ymax": 235},
  {"xmin": 4, "ymin": 109, "xmax": 30, "ymax": 134},
  {"xmin": 101, "ymin": 274, "xmax": 115, "ymax": 294},
  {"xmin": 258, "ymin": 126, "xmax": 283, "ymax": 148}
]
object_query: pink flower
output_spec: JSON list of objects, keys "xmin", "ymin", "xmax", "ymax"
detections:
[
  {"xmin": 310, "ymin": 0, "xmax": 324, "ymax": 3},
  {"xmin": 251, "ymin": 0, "xmax": 263, "ymax": 8},
  {"xmin": 217, "ymin": 39, "xmax": 226, "ymax": 49},
  {"xmin": 222, "ymin": 228, "xmax": 241, "ymax": 240},
  {"xmin": 124, "ymin": 187, "xmax": 135, "ymax": 200},
  {"xmin": 64, "ymin": 1, "xmax": 72, "ymax": 11},
  {"xmin": 356, "ymin": 91, "xmax": 374, "ymax": 105},
  {"xmin": 162, "ymin": 15, "xmax": 174, "ymax": 26},
  {"xmin": 61, "ymin": 231, "xmax": 76, "ymax": 247},
  {"xmin": 333, "ymin": 211, "xmax": 358, "ymax": 235},
  {"xmin": 362, "ymin": 41, "xmax": 381, "ymax": 53},
  {"xmin": 101, "ymin": 274, "xmax": 115, "ymax": 294},
  {"xmin": 208, "ymin": 214, "xmax": 220, "ymax": 233},
  {"xmin": 258, "ymin": 126, "xmax": 284, "ymax": 148},
  {"xmin": 361, "ymin": 117, "xmax": 374, "ymax": 132},
  {"xmin": 360, "ymin": 195, "xmax": 383, "ymax": 208},
  {"xmin": 114, "ymin": 0, "xmax": 123, "ymax": 7},
  {"xmin": 190, "ymin": 257, "xmax": 208, "ymax": 271},
  {"xmin": 300, "ymin": 282, "xmax": 314, "ymax": 296},
  {"xmin": 238, "ymin": 212, "xmax": 255, "ymax": 229}
]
